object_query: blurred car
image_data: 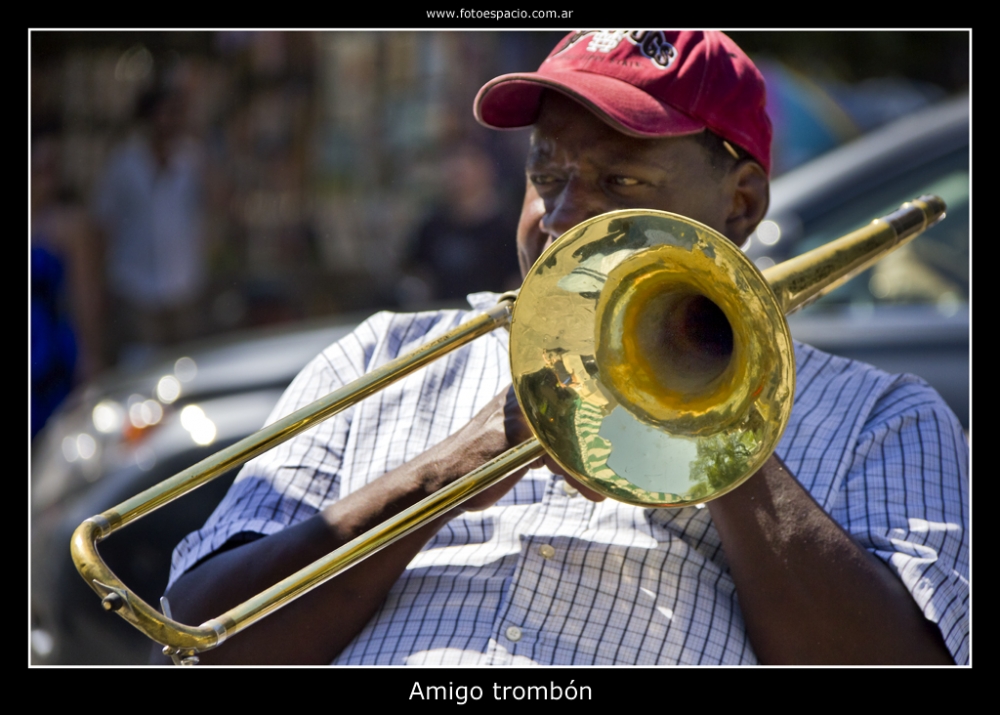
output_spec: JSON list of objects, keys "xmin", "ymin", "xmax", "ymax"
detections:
[
  {"xmin": 744, "ymin": 93, "xmax": 969, "ymax": 429},
  {"xmin": 30, "ymin": 95, "xmax": 970, "ymax": 666}
]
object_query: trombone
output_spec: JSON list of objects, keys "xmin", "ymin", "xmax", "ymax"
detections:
[{"xmin": 71, "ymin": 196, "xmax": 946, "ymax": 663}]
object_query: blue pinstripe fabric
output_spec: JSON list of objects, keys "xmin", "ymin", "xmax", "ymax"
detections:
[{"xmin": 169, "ymin": 293, "xmax": 969, "ymax": 665}]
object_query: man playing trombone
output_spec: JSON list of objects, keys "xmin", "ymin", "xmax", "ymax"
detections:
[{"xmin": 160, "ymin": 31, "xmax": 967, "ymax": 665}]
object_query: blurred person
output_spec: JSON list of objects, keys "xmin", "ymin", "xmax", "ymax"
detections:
[
  {"xmin": 31, "ymin": 132, "xmax": 103, "ymax": 438},
  {"xmin": 161, "ymin": 31, "xmax": 967, "ymax": 665},
  {"xmin": 92, "ymin": 85, "xmax": 207, "ymax": 365},
  {"xmin": 399, "ymin": 142, "xmax": 521, "ymax": 305}
]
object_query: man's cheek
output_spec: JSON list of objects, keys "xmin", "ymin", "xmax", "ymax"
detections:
[
  {"xmin": 518, "ymin": 185, "xmax": 544, "ymax": 231},
  {"xmin": 516, "ymin": 190, "xmax": 547, "ymax": 275}
]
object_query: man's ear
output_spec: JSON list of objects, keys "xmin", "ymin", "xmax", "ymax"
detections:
[{"xmin": 724, "ymin": 160, "xmax": 769, "ymax": 246}]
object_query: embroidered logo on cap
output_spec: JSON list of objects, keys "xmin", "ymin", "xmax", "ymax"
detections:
[
  {"xmin": 551, "ymin": 30, "xmax": 677, "ymax": 69},
  {"xmin": 627, "ymin": 31, "xmax": 677, "ymax": 68},
  {"xmin": 586, "ymin": 30, "xmax": 629, "ymax": 53}
]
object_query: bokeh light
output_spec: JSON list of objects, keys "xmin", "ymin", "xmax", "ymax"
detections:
[
  {"xmin": 92, "ymin": 400, "xmax": 124, "ymax": 433},
  {"xmin": 180, "ymin": 404, "xmax": 217, "ymax": 446},
  {"xmin": 756, "ymin": 220, "xmax": 782, "ymax": 246},
  {"xmin": 157, "ymin": 375, "xmax": 182, "ymax": 403},
  {"xmin": 174, "ymin": 357, "xmax": 198, "ymax": 383}
]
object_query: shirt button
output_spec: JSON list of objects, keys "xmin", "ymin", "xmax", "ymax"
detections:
[
  {"xmin": 562, "ymin": 479, "xmax": 578, "ymax": 496},
  {"xmin": 506, "ymin": 625, "xmax": 522, "ymax": 642},
  {"xmin": 539, "ymin": 544, "xmax": 555, "ymax": 559}
]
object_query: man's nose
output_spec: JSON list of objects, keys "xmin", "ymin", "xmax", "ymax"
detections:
[{"xmin": 540, "ymin": 179, "xmax": 604, "ymax": 239}]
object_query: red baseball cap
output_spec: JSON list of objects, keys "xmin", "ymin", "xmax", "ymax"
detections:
[{"xmin": 474, "ymin": 31, "xmax": 772, "ymax": 175}]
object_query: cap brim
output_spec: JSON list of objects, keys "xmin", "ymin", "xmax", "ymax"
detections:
[{"xmin": 474, "ymin": 70, "xmax": 706, "ymax": 138}]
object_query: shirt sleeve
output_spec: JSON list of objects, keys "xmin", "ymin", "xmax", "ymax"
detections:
[
  {"xmin": 838, "ymin": 374, "xmax": 969, "ymax": 664},
  {"xmin": 166, "ymin": 312, "xmax": 392, "ymax": 589}
]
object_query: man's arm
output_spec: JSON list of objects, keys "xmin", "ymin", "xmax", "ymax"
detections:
[
  {"xmin": 707, "ymin": 454, "xmax": 955, "ymax": 664},
  {"xmin": 159, "ymin": 387, "xmax": 534, "ymax": 665}
]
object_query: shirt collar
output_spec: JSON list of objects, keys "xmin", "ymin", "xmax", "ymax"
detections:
[{"xmin": 466, "ymin": 291, "xmax": 504, "ymax": 311}]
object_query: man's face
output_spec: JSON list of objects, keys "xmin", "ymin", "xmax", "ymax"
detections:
[{"xmin": 516, "ymin": 92, "xmax": 742, "ymax": 277}]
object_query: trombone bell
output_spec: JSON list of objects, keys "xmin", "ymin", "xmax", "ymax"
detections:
[{"xmin": 510, "ymin": 210, "xmax": 793, "ymax": 507}]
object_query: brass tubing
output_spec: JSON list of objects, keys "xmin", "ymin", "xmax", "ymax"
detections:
[
  {"xmin": 762, "ymin": 195, "xmax": 946, "ymax": 315},
  {"xmin": 208, "ymin": 438, "xmax": 546, "ymax": 641},
  {"xmin": 99, "ymin": 299, "xmax": 514, "ymax": 532},
  {"xmin": 71, "ymin": 298, "xmax": 512, "ymax": 649},
  {"xmin": 71, "ymin": 436, "xmax": 545, "ymax": 651},
  {"xmin": 71, "ymin": 518, "xmax": 220, "ymax": 651}
]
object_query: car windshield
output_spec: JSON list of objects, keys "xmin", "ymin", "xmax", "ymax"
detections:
[{"xmin": 788, "ymin": 148, "xmax": 969, "ymax": 312}]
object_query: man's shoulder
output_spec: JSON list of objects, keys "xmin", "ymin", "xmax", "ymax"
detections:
[
  {"xmin": 319, "ymin": 297, "xmax": 501, "ymax": 363},
  {"xmin": 791, "ymin": 340, "xmax": 959, "ymax": 431},
  {"xmin": 793, "ymin": 339, "xmax": 904, "ymax": 390},
  {"xmin": 780, "ymin": 340, "xmax": 966, "ymax": 507}
]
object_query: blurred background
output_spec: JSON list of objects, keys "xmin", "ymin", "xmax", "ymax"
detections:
[
  {"xmin": 30, "ymin": 31, "xmax": 969, "ymax": 381},
  {"xmin": 29, "ymin": 30, "xmax": 970, "ymax": 665}
]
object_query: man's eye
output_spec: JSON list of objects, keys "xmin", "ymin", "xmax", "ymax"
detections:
[
  {"xmin": 609, "ymin": 176, "xmax": 641, "ymax": 187},
  {"xmin": 530, "ymin": 173, "xmax": 560, "ymax": 186}
]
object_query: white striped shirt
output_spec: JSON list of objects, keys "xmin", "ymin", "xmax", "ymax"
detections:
[{"xmin": 170, "ymin": 293, "xmax": 970, "ymax": 665}]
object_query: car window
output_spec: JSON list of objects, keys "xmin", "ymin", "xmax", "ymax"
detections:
[{"xmin": 782, "ymin": 148, "xmax": 969, "ymax": 313}]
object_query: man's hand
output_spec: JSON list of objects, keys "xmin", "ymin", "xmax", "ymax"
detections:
[
  {"xmin": 487, "ymin": 384, "xmax": 607, "ymax": 504},
  {"xmin": 431, "ymin": 385, "xmax": 535, "ymax": 512}
]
